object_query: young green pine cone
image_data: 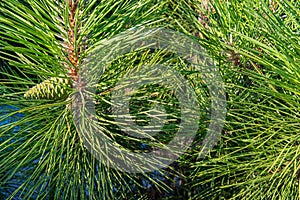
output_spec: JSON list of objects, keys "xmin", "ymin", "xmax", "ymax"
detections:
[{"xmin": 24, "ymin": 77, "xmax": 72, "ymax": 100}]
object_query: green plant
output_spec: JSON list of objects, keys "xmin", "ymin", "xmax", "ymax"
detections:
[
  {"xmin": 1, "ymin": 0, "xmax": 299, "ymax": 199},
  {"xmin": 182, "ymin": 0, "xmax": 300, "ymax": 199},
  {"xmin": 0, "ymin": 0, "xmax": 211, "ymax": 199},
  {"xmin": 0, "ymin": 0, "xmax": 175, "ymax": 199}
]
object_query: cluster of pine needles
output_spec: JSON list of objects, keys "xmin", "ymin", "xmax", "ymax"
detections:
[{"xmin": 0, "ymin": 0, "xmax": 299, "ymax": 199}]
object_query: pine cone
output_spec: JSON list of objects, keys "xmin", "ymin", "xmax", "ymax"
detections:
[{"xmin": 24, "ymin": 77, "xmax": 72, "ymax": 100}]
